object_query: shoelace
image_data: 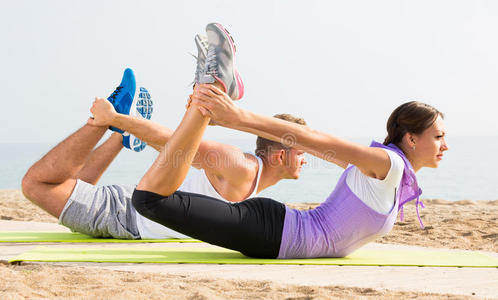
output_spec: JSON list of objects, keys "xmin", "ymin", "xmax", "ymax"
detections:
[
  {"xmin": 201, "ymin": 28, "xmax": 236, "ymax": 80},
  {"xmin": 189, "ymin": 53, "xmax": 205, "ymax": 85},
  {"xmin": 204, "ymin": 45, "xmax": 218, "ymax": 78},
  {"xmin": 108, "ymin": 86, "xmax": 123, "ymax": 102},
  {"xmin": 192, "ymin": 36, "xmax": 208, "ymax": 84},
  {"xmin": 193, "ymin": 54, "xmax": 204, "ymax": 78}
]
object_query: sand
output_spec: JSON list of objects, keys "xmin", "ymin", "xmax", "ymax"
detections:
[
  {"xmin": 1, "ymin": 189, "xmax": 497, "ymax": 299},
  {"xmin": 0, "ymin": 190, "xmax": 55, "ymax": 223},
  {"xmin": 1, "ymin": 262, "xmax": 479, "ymax": 300}
]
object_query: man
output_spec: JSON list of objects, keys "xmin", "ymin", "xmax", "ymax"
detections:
[{"xmin": 21, "ymin": 66, "xmax": 307, "ymax": 239}]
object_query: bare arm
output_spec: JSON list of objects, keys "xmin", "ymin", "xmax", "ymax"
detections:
[
  {"xmin": 108, "ymin": 114, "xmax": 172, "ymax": 152},
  {"xmin": 239, "ymin": 111, "xmax": 385, "ymax": 176},
  {"xmin": 89, "ymin": 97, "xmax": 255, "ymax": 182},
  {"xmin": 325, "ymin": 156, "xmax": 348, "ymax": 169},
  {"xmin": 88, "ymin": 97, "xmax": 170, "ymax": 151},
  {"xmin": 191, "ymin": 85, "xmax": 390, "ymax": 179}
]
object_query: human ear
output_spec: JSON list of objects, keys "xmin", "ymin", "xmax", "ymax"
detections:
[
  {"xmin": 407, "ymin": 133, "xmax": 417, "ymax": 146},
  {"xmin": 401, "ymin": 132, "xmax": 417, "ymax": 151},
  {"xmin": 277, "ymin": 149, "xmax": 285, "ymax": 164}
]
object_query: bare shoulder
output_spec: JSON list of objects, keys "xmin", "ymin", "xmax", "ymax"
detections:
[
  {"xmin": 356, "ymin": 147, "xmax": 392, "ymax": 180},
  {"xmin": 204, "ymin": 152, "xmax": 259, "ymax": 186},
  {"xmin": 239, "ymin": 153, "xmax": 260, "ymax": 181}
]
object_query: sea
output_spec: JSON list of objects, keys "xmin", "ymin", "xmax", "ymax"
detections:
[{"xmin": 1, "ymin": 136, "xmax": 497, "ymax": 203}]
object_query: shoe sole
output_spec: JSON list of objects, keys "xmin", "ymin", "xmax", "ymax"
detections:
[
  {"xmin": 209, "ymin": 23, "xmax": 244, "ymax": 100},
  {"xmin": 132, "ymin": 87, "xmax": 153, "ymax": 120},
  {"xmin": 123, "ymin": 87, "xmax": 153, "ymax": 152}
]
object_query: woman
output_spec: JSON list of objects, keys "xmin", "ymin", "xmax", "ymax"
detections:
[
  {"xmin": 132, "ymin": 23, "xmax": 448, "ymax": 259},
  {"xmin": 132, "ymin": 82, "xmax": 448, "ymax": 258}
]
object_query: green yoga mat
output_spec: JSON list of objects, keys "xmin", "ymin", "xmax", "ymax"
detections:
[
  {"xmin": 9, "ymin": 246, "xmax": 498, "ymax": 267},
  {"xmin": 0, "ymin": 232, "xmax": 199, "ymax": 243}
]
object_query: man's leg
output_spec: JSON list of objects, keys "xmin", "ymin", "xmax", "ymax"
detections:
[
  {"xmin": 21, "ymin": 123, "xmax": 107, "ymax": 217},
  {"xmin": 76, "ymin": 132, "xmax": 124, "ymax": 185}
]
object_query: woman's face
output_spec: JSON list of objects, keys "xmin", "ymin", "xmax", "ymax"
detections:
[{"xmin": 412, "ymin": 115, "xmax": 449, "ymax": 170}]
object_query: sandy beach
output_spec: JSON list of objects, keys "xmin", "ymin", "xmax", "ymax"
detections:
[{"xmin": 1, "ymin": 189, "xmax": 497, "ymax": 299}]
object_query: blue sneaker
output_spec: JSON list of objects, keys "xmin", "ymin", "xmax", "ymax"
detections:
[
  {"xmin": 107, "ymin": 68, "xmax": 136, "ymax": 133},
  {"xmin": 122, "ymin": 87, "xmax": 153, "ymax": 152}
]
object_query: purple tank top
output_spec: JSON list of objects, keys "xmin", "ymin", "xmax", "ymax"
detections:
[{"xmin": 277, "ymin": 141, "xmax": 423, "ymax": 259}]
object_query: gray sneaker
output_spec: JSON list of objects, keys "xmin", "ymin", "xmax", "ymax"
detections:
[
  {"xmin": 198, "ymin": 23, "xmax": 244, "ymax": 100},
  {"xmin": 193, "ymin": 34, "xmax": 208, "ymax": 84}
]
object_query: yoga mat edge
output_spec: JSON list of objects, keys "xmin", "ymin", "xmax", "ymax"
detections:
[{"xmin": 8, "ymin": 246, "xmax": 498, "ymax": 268}]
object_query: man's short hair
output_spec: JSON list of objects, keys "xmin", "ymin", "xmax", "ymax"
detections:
[{"xmin": 255, "ymin": 114, "xmax": 307, "ymax": 158}]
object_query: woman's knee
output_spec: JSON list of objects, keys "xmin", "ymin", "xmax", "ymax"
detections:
[
  {"xmin": 131, "ymin": 189, "xmax": 166, "ymax": 218},
  {"xmin": 136, "ymin": 174, "xmax": 178, "ymax": 197}
]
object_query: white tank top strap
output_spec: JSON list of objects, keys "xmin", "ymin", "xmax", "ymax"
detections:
[{"xmin": 245, "ymin": 153, "xmax": 264, "ymax": 198}]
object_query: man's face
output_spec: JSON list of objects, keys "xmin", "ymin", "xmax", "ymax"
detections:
[{"xmin": 283, "ymin": 148, "xmax": 306, "ymax": 179}]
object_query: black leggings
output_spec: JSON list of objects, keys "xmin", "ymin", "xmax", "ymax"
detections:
[{"xmin": 132, "ymin": 189, "xmax": 286, "ymax": 258}]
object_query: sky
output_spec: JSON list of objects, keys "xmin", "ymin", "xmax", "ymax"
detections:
[{"xmin": 1, "ymin": 0, "xmax": 497, "ymax": 144}]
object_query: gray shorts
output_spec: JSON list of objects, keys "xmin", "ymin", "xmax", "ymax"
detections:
[{"xmin": 59, "ymin": 179, "xmax": 140, "ymax": 239}]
